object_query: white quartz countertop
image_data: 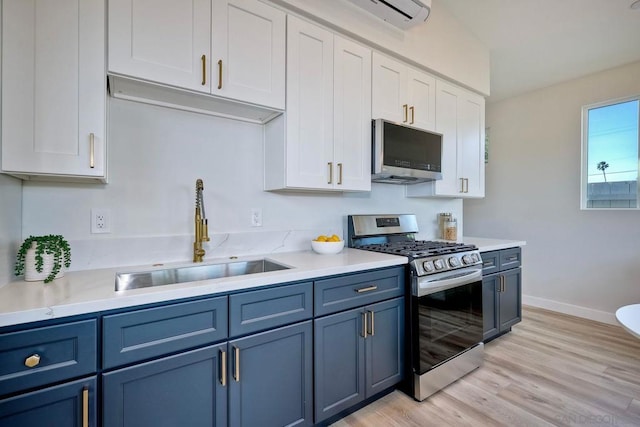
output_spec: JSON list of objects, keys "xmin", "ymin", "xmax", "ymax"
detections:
[
  {"xmin": 0, "ymin": 249, "xmax": 407, "ymax": 328},
  {"xmin": 462, "ymin": 236, "xmax": 526, "ymax": 252}
]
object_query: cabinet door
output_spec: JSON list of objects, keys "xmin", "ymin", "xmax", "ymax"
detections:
[
  {"xmin": 407, "ymin": 68, "xmax": 436, "ymax": 132},
  {"xmin": 333, "ymin": 36, "xmax": 372, "ymax": 192},
  {"xmin": 0, "ymin": 377, "xmax": 96, "ymax": 427},
  {"xmin": 228, "ymin": 321, "xmax": 312, "ymax": 427},
  {"xmin": 371, "ymin": 53, "xmax": 407, "ymax": 123},
  {"xmin": 285, "ymin": 16, "xmax": 334, "ymax": 190},
  {"xmin": 1, "ymin": 0, "xmax": 105, "ymax": 179},
  {"xmin": 482, "ymin": 275, "xmax": 500, "ymax": 341},
  {"xmin": 103, "ymin": 344, "xmax": 227, "ymax": 427},
  {"xmin": 365, "ymin": 297, "xmax": 404, "ymax": 398},
  {"xmin": 432, "ymin": 80, "xmax": 462, "ymax": 196},
  {"xmin": 499, "ymin": 268, "xmax": 522, "ymax": 333},
  {"xmin": 314, "ymin": 308, "xmax": 365, "ymax": 423},
  {"xmin": 108, "ymin": 0, "xmax": 211, "ymax": 92},
  {"xmin": 212, "ymin": 0, "xmax": 285, "ymax": 109},
  {"xmin": 459, "ymin": 92, "xmax": 485, "ymax": 197}
]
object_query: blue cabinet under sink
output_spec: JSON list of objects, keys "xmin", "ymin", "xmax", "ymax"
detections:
[{"xmin": 0, "ymin": 265, "xmax": 405, "ymax": 427}]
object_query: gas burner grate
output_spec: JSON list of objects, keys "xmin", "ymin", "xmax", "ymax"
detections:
[{"xmin": 357, "ymin": 240, "xmax": 476, "ymax": 259}]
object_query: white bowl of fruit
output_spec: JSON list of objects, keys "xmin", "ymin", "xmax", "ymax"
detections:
[{"xmin": 311, "ymin": 234, "xmax": 344, "ymax": 254}]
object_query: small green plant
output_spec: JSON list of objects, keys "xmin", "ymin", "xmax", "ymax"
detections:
[{"xmin": 15, "ymin": 235, "xmax": 71, "ymax": 283}]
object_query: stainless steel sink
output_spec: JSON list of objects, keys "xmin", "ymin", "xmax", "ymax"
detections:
[{"xmin": 115, "ymin": 259, "xmax": 290, "ymax": 291}]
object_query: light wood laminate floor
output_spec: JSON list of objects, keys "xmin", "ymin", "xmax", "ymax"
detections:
[{"xmin": 332, "ymin": 306, "xmax": 640, "ymax": 427}]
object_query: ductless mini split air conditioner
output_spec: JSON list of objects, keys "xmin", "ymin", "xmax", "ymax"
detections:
[{"xmin": 346, "ymin": 0, "xmax": 432, "ymax": 30}]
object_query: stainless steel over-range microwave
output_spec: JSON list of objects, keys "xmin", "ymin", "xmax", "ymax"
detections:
[{"xmin": 371, "ymin": 119, "xmax": 443, "ymax": 184}]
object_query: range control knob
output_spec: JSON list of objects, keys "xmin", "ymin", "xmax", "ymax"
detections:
[
  {"xmin": 462, "ymin": 254, "xmax": 473, "ymax": 265},
  {"xmin": 448, "ymin": 257, "xmax": 460, "ymax": 267},
  {"xmin": 422, "ymin": 261, "xmax": 435, "ymax": 272},
  {"xmin": 470, "ymin": 253, "xmax": 480, "ymax": 263},
  {"xmin": 433, "ymin": 259, "xmax": 445, "ymax": 270}
]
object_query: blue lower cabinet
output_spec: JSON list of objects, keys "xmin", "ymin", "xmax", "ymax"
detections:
[
  {"xmin": 365, "ymin": 297, "xmax": 404, "ymax": 396},
  {"xmin": 0, "ymin": 376, "xmax": 97, "ymax": 427},
  {"xmin": 228, "ymin": 321, "xmax": 313, "ymax": 427},
  {"xmin": 314, "ymin": 297, "xmax": 404, "ymax": 423},
  {"xmin": 482, "ymin": 275, "xmax": 500, "ymax": 341},
  {"xmin": 103, "ymin": 344, "xmax": 227, "ymax": 427},
  {"xmin": 314, "ymin": 308, "xmax": 366, "ymax": 422}
]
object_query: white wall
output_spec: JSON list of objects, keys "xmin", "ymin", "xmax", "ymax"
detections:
[
  {"xmin": 267, "ymin": 0, "xmax": 490, "ymax": 95},
  {"xmin": 464, "ymin": 60, "xmax": 640, "ymax": 323},
  {"xmin": 21, "ymin": 99, "xmax": 462, "ymax": 272},
  {"xmin": 0, "ymin": 174, "xmax": 22, "ymax": 284}
]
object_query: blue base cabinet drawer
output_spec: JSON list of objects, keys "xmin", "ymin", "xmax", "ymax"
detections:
[
  {"xmin": 229, "ymin": 282, "xmax": 312, "ymax": 337},
  {"xmin": 314, "ymin": 267, "xmax": 404, "ymax": 316},
  {"xmin": 0, "ymin": 376, "xmax": 97, "ymax": 427},
  {"xmin": 0, "ymin": 319, "xmax": 97, "ymax": 397},
  {"xmin": 103, "ymin": 296, "xmax": 228, "ymax": 369}
]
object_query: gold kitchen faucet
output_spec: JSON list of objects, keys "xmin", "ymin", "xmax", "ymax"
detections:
[{"xmin": 193, "ymin": 179, "xmax": 210, "ymax": 262}]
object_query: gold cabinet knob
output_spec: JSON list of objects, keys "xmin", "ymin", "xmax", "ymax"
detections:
[{"xmin": 25, "ymin": 354, "xmax": 41, "ymax": 368}]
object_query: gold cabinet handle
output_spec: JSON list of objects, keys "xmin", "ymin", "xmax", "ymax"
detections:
[
  {"xmin": 233, "ymin": 346, "xmax": 240, "ymax": 382},
  {"xmin": 465, "ymin": 178, "xmax": 469, "ymax": 193},
  {"xmin": 409, "ymin": 106, "xmax": 415, "ymax": 124},
  {"xmin": 89, "ymin": 133, "xmax": 95, "ymax": 169},
  {"xmin": 361, "ymin": 312, "xmax": 368, "ymax": 338},
  {"xmin": 355, "ymin": 285, "xmax": 378, "ymax": 293},
  {"xmin": 337, "ymin": 163, "xmax": 343, "ymax": 185},
  {"xmin": 220, "ymin": 349, "xmax": 227, "ymax": 386},
  {"xmin": 460, "ymin": 178, "xmax": 465, "ymax": 193},
  {"xmin": 402, "ymin": 104, "xmax": 408, "ymax": 123},
  {"xmin": 82, "ymin": 387, "xmax": 89, "ymax": 427},
  {"xmin": 368, "ymin": 310, "xmax": 375, "ymax": 336},
  {"xmin": 328, "ymin": 162, "xmax": 333, "ymax": 184},
  {"xmin": 201, "ymin": 55, "xmax": 207, "ymax": 86},
  {"xmin": 24, "ymin": 354, "xmax": 41, "ymax": 368},
  {"xmin": 217, "ymin": 60, "xmax": 223, "ymax": 90}
]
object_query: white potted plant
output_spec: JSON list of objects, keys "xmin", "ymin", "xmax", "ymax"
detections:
[{"xmin": 14, "ymin": 235, "xmax": 71, "ymax": 283}]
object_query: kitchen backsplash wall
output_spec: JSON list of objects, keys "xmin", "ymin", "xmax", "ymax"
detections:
[
  {"xmin": 0, "ymin": 175, "xmax": 22, "ymax": 283},
  {"xmin": 20, "ymin": 99, "xmax": 462, "ymax": 272}
]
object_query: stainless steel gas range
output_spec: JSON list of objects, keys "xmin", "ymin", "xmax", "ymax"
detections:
[{"xmin": 347, "ymin": 214, "xmax": 484, "ymax": 401}]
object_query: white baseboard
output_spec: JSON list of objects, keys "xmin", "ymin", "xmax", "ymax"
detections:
[{"xmin": 522, "ymin": 295, "xmax": 618, "ymax": 325}]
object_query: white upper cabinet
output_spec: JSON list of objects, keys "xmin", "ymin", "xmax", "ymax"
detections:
[
  {"xmin": 264, "ymin": 16, "xmax": 372, "ymax": 192},
  {"xmin": 281, "ymin": 15, "xmax": 334, "ymax": 190},
  {"xmin": 371, "ymin": 54, "xmax": 407, "ymax": 124},
  {"xmin": 407, "ymin": 68, "xmax": 437, "ymax": 132},
  {"xmin": 372, "ymin": 53, "xmax": 435, "ymax": 132},
  {"xmin": 1, "ymin": 0, "xmax": 106, "ymax": 181},
  {"xmin": 212, "ymin": 0, "xmax": 286, "ymax": 109},
  {"xmin": 108, "ymin": 0, "xmax": 211, "ymax": 93},
  {"xmin": 406, "ymin": 80, "xmax": 485, "ymax": 198},
  {"xmin": 333, "ymin": 36, "xmax": 372, "ymax": 192},
  {"xmin": 108, "ymin": 0, "xmax": 285, "ymax": 111},
  {"xmin": 459, "ymin": 93, "xmax": 485, "ymax": 197}
]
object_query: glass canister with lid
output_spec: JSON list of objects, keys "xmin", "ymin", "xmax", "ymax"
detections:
[
  {"xmin": 438, "ymin": 212, "xmax": 452, "ymax": 239},
  {"xmin": 444, "ymin": 217, "xmax": 458, "ymax": 241}
]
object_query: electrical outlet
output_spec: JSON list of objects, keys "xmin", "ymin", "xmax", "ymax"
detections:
[
  {"xmin": 91, "ymin": 208, "xmax": 111, "ymax": 234},
  {"xmin": 251, "ymin": 208, "xmax": 262, "ymax": 227}
]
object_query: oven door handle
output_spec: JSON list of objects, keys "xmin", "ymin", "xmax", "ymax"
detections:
[{"xmin": 416, "ymin": 268, "xmax": 482, "ymax": 296}]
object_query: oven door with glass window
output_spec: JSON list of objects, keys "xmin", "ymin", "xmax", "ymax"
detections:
[{"xmin": 410, "ymin": 273, "xmax": 483, "ymax": 375}]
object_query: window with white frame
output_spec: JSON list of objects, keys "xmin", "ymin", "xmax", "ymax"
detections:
[{"xmin": 581, "ymin": 96, "xmax": 640, "ymax": 209}]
